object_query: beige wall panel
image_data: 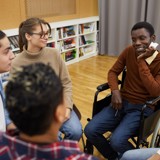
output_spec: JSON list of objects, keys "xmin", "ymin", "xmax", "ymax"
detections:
[
  {"xmin": 0, "ymin": 0, "xmax": 22, "ymax": 29},
  {"xmin": 79, "ymin": 0, "xmax": 98, "ymax": 17},
  {"xmin": 25, "ymin": 0, "xmax": 76, "ymax": 18},
  {"xmin": 0, "ymin": 0, "xmax": 98, "ymax": 29}
]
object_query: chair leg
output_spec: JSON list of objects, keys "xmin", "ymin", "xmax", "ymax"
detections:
[
  {"xmin": 84, "ymin": 139, "xmax": 94, "ymax": 154},
  {"xmin": 81, "ymin": 131, "xmax": 86, "ymax": 152}
]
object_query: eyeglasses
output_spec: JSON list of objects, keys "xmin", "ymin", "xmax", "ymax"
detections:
[{"xmin": 30, "ymin": 31, "xmax": 51, "ymax": 39}]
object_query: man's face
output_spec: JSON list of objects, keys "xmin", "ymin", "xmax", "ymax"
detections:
[
  {"xmin": 0, "ymin": 36, "xmax": 15, "ymax": 73},
  {"xmin": 131, "ymin": 28, "xmax": 155, "ymax": 56}
]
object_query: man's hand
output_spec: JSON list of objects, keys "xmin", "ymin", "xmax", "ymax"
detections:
[
  {"xmin": 111, "ymin": 90, "xmax": 122, "ymax": 110},
  {"xmin": 137, "ymin": 47, "xmax": 155, "ymax": 60}
]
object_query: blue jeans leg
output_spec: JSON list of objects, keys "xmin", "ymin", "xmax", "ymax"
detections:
[
  {"xmin": 59, "ymin": 110, "xmax": 82, "ymax": 141},
  {"xmin": 120, "ymin": 148, "xmax": 160, "ymax": 160},
  {"xmin": 84, "ymin": 104, "xmax": 120, "ymax": 159},
  {"xmin": 84, "ymin": 100, "xmax": 154, "ymax": 159},
  {"xmin": 110, "ymin": 101, "xmax": 154, "ymax": 156}
]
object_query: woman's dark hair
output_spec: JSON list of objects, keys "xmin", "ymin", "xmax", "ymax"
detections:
[
  {"xmin": 19, "ymin": 17, "xmax": 51, "ymax": 51},
  {"xmin": 6, "ymin": 63, "xmax": 63, "ymax": 136}
]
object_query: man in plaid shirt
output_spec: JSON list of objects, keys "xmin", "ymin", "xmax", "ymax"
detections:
[{"xmin": 0, "ymin": 63, "xmax": 98, "ymax": 160}]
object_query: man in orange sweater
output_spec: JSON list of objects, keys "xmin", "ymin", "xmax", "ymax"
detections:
[{"xmin": 85, "ymin": 21, "xmax": 160, "ymax": 160}]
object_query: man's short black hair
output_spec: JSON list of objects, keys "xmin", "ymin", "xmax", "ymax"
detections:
[
  {"xmin": 131, "ymin": 21, "xmax": 155, "ymax": 36},
  {"xmin": 5, "ymin": 63, "xmax": 63, "ymax": 136}
]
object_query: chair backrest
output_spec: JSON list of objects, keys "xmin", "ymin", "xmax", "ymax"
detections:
[
  {"xmin": 120, "ymin": 67, "xmax": 127, "ymax": 89},
  {"xmin": 73, "ymin": 104, "xmax": 81, "ymax": 120}
]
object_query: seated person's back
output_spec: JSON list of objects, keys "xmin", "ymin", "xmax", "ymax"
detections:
[{"xmin": 0, "ymin": 63, "xmax": 98, "ymax": 160}]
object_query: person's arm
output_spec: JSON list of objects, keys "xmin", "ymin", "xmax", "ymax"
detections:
[
  {"xmin": 108, "ymin": 47, "xmax": 128, "ymax": 109},
  {"xmin": 4, "ymin": 107, "xmax": 16, "ymax": 130},
  {"xmin": 57, "ymin": 51, "xmax": 73, "ymax": 121},
  {"xmin": 137, "ymin": 49, "xmax": 160, "ymax": 97}
]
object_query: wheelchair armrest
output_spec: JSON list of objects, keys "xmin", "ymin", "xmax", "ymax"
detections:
[
  {"xmin": 97, "ymin": 83, "xmax": 109, "ymax": 91},
  {"xmin": 96, "ymin": 80, "xmax": 122, "ymax": 92},
  {"xmin": 145, "ymin": 96, "xmax": 160, "ymax": 106},
  {"xmin": 141, "ymin": 96, "xmax": 160, "ymax": 113}
]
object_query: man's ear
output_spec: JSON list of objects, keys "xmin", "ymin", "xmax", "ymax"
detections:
[
  {"xmin": 151, "ymin": 34, "xmax": 156, "ymax": 41},
  {"xmin": 54, "ymin": 103, "xmax": 66, "ymax": 123}
]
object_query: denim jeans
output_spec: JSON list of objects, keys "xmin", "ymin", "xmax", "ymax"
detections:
[
  {"xmin": 84, "ymin": 100, "xmax": 154, "ymax": 159},
  {"xmin": 59, "ymin": 110, "xmax": 82, "ymax": 141},
  {"xmin": 120, "ymin": 148, "xmax": 160, "ymax": 160}
]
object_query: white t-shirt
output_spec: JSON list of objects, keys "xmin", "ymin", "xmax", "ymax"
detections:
[{"xmin": 0, "ymin": 95, "xmax": 6, "ymax": 132}]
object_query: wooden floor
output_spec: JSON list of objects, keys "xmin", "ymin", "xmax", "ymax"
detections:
[{"xmin": 68, "ymin": 55, "xmax": 118, "ymax": 159}]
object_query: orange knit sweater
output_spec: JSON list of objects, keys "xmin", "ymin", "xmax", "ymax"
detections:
[{"xmin": 108, "ymin": 45, "xmax": 160, "ymax": 104}]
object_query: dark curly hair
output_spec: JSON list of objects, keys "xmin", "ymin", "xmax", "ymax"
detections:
[{"xmin": 5, "ymin": 63, "xmax": 63, "ymax": 136}]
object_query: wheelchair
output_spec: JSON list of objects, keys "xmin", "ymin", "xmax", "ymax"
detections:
[{"xmin": 85, "ymin": 69, "xmax": 160, "ymax": 154}]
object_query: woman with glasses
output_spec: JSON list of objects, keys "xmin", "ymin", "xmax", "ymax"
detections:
[{"xmin": 10, "ymin": 17, "xmax": 82, "ymax": 141}]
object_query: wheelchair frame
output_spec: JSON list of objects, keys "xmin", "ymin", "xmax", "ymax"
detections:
[{"xmin": 85, "ymin": 69, "xmax": 160, "ymax": 154}]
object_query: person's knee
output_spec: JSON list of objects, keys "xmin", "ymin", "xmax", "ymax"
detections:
[
  {"xmin": 84, "ymin": 123, "xmax": 95, "ymax": 139},
  {"xmin": 120, "ymin": 151, "xmax": 129, "ymax": 160},
  {"xmin": 70, "ymin": 124, "xmax": 83, "ymax": 141},
  {"xmin": 110, "ymin": 134, "xmax": 122, "ymax": 152}
]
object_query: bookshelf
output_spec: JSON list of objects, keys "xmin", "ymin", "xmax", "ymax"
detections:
[{"xmin": 3, "ymin": 16, "xmax": 99, "ymax": 65}]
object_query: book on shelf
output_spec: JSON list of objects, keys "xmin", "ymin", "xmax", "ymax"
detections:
[
  {"xmin": 79, "ymin": 35, "xmax": 94, "ymax": 46},
  {"xmin": 79, "ymin": 47, "xmax": 84, "ymax": 57},
  {"xmin": 63, "ymin": 38, "xmax": 76, "ymax": 50},
  {"xmin": 48, "ymin": 35, "xmax": 53, "ymax": 41},
  {"xmin": 9, "ymin": 36, "xmax": 19, "ymax": 49},
  {"xmin": 86, "ymin": 40, "xmax": 94, "ymax": 44},
  {"xmin": 83, "ymin": 45, "xmax": 94, "ymax": 53},
  {"xmin": 80, "ymin": 23, "xmax": 95, "ymax": 34},
  {"xmin": 47, "ymin": 42, "xmax": 55, "ymax": 48},
  {"xmin": 81, "ymin": 35, "xmax": 86, "ymax": 45},
  {"xmin": 65, "ymin": 49, "xmax": 76, "ymax": 61},
  {"xmin": 57, "ymin": 41, "xmax": 64, "ymax": 52},
  {"xmin": 63, "ymin": 26, "xmax": 75, "ymax": 38},
  {"xmin": 79, "ymin": 24, "xmax": 84, "ymax": 34},
  {"xmin": 56, "ymin": 28, "xmax": 63, "ymax": 39}
]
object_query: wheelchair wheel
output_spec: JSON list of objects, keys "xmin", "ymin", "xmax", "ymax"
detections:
[
  {"xmin": 150, "ymin": 119, "xmax": 160, "ymax": 147},
  {"xmin": 152, "ymin": 131, "xmax": 160, "ymax": 147}
]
